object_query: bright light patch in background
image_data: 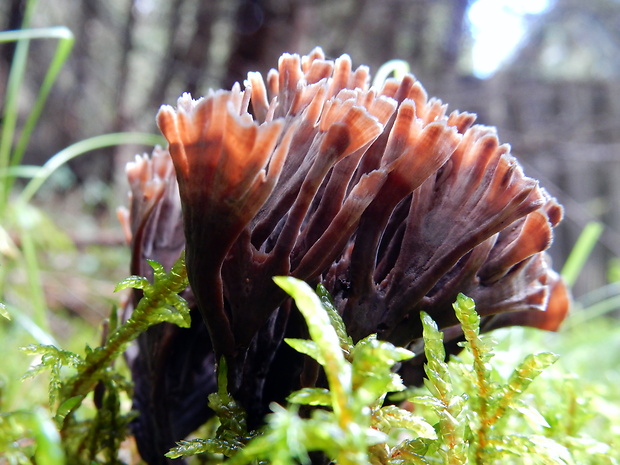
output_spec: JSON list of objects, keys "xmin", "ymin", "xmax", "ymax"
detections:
[{"xmin": 469, "ymin": 0, "xmax": 551, "ymax": 78}]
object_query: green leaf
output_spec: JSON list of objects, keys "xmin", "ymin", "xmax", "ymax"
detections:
[
  {"xmin": 420, "ymin": 312, "xmax": 447, "ymax": 362},
  {"xmin": 166, "ymin": 439, "xmax": 214, "ymax": 458},
  {"xmin": 113, "ymin": 275, "xmax": 148, "ymax": 292},
  {"xmin": 147, "ymin": 258, "xmax": 166, "ymax": 277},
  {"xmin": 352, "ymin": 335, "xmax": 414, "ymax": 366},
  {"xmin": 495, "ymin": 434, "xmax": 573, "ymax": 464},
  {"xmin": 417, "ymin": 311, "xmax": 468, "ymax": 465},
  {"xmin": 351, "ymin": 337, "xmax": 411, "ymax": 404},
  {"xmin": 56, "ymin": 396, "xmax": 84, "ymax": 422},
  {"xmin": 373, "ymin": 405, "xmax": 437, "ymax": 439},
  {"xmin": 453, "ymin": 294, "xmax": 477, "ymax": 329},
  {"xmin": 285, "ymin": 338, "xmax": 324, "ymax": 364},
  {"xmin": 21, "ymin": 344, "xmax": 84, "ymax": 382},
  {"xmin": 0, "ymin": 302, "xmax": 9, "ymax": 320},
  {"xmin": 227, "ymin": 403, "xmax": 313, "ymax": 465},
  {"xmin": 120, "ymin": 253, "xmax": 191, "ymax": 328},
  {"xmin": 0, "ymin": 25, "xmax": 75, "ymax": 210},
  {"xmin": 561, "ymin": 221, "xmax": 604, "ymax": 288},
  {"xmin": 274, "ymin": 277, "xmax": 351, "ymax": 419},
  {"xmin": 390, "ymin": 438, "xmax": 433, "ymax": 464},
  {"xmin": 288, "ymin": 388, "xmax": 332, "ymax": 407},
  {"xmin": 150, "ymin": 300, "xmax": 191, "ymax": 328},
  {"xmin": 504, "ymin": 352, "xmax": 559, "ymax": 398},
  {"xmin": 316, "ymin": 283, "xmax": 354, "ymax": 352},
  {"xmin": 17, "ymin": 132, "xmax": 165, "ymax": 204},
  {"xmin": 31, "ymin": 407, "xmax": 65, "ymax": 465},
  {"xmin": 514, "ymin": 402, "xmax": 551, "ymax": 430},
  {"xmin": 412, "ymin": 395, "xmax": 447, "ymax": 411}
]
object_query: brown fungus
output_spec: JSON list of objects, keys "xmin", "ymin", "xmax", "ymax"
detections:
[
  {"xmin": 118, "ymin": 149, "xmax": 215, "ymax": 465},
  {"xmin": 121, "ymin": 47, "xmax": 569, "ymax": 464}
]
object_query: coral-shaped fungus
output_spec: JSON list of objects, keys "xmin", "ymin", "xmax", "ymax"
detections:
[{"xmin": 119, "ymin": 47, "xmax": 569, "ymax": 464}]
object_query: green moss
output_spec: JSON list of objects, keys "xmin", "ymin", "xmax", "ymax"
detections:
[{"xmin": 3, "ymin": 267, "xmax": 620, "ymax": 464}]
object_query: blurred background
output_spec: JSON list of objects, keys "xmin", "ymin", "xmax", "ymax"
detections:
[{"xmin": 1, "ymin": 0, "xmax": 620, "ymax": 318}]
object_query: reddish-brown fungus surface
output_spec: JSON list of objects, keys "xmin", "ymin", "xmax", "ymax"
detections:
[{"xmin": 119, "ymin": 47, "xmax": 569, "ymax": 464}]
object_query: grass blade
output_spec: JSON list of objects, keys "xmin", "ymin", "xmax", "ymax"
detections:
[
  {"xmin": 18, "ymin": 132, "xmax": 165, "ymax": 203},
  {"xmin": 561, "ymin": 221, "xmax": 604, "ymax": 288}
]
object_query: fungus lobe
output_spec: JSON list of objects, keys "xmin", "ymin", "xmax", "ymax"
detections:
[{"xmin": 120, "ymin": 47, "xmax": 569, "ymax": 464}]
